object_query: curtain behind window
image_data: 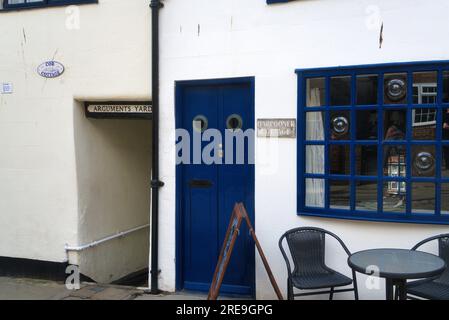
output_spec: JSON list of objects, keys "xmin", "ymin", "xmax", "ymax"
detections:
[{"xmin": 305, "ymin": 88, "xmax": 325, "ymax": 207}]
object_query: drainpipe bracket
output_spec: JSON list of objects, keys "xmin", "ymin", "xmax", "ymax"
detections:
[
  {"xmin": 150, "ymin": 0, "xmax": 164, "ymax": 9},
  {"xmin": 151, "ymin": 180, "xmax": 165, "ymax": 189},
  {"xmin": 150, "ymin": 269, "xmax": 161, "ymax": 275}
]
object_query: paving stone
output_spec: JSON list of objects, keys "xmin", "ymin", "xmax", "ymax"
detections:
[
  {"xmin": 69, "ymin": 285, "xmax": 107, "ymax": 299},
  {"xmin": 90, "ymin": 287, "xmax": 138, "ymax": 300},
  {"xmin": 0, "ymin": 277, "xmax": 70, "ymax": 300},
  {"xmin": 61, "ymin": 296, "xmax": 85, "ymax": 300}
]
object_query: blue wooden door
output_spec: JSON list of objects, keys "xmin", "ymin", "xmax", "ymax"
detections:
[{"xmin": 178, "ymin": 79, "xmax": 255, "ymax": 296}]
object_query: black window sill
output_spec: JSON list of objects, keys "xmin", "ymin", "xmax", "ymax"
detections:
[{"xmin": 1, "ymin": 0, "xmax": 97, "ymax": 13}]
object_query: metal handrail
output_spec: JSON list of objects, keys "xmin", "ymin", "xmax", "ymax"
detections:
[{"xmin": 65, "ymin": 224, "xmax": 150, "ymax": 252}]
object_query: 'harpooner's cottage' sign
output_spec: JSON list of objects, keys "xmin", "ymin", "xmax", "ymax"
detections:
[{"xmin": 257, "ymin": 119, "xmax": 296, "ymax": 138}]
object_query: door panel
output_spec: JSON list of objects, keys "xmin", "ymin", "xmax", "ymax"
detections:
[
  {"xmin": 179, "ymin": 79, "xmax": 255, "ymax": 296},
  {"xmin": 218, "ymin": 84, "xmax": 254, "ymax": 291}
]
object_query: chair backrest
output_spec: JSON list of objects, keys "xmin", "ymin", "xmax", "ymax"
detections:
[
  {"xmin": 281, "ymin": 228, "xmax": 327, "ymax": 276},
  {"xmin": 437, "ymin": 236, "xmax": 449, "ymax": 283},
  {"xmin": 413, "ymin": 234, "xmax": 449, "ymax": 283}
]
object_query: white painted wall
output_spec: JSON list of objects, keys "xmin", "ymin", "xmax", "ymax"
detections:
[
  {"xmin": 158, "ymin": 0, "xmax": 449, "ymax": 299},
  {"xmin": 0, "ymin": 0, "xmax": 151, "ymax": 281}
]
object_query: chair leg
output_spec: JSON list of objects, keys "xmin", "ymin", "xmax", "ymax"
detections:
[
  {"xmin": 352, "ymin": 270, "xmax": 359, "ymax": 300},
  {"xmin": 287, "ymin": 279, "xmax": 294, "ymax": 300},
  {"xmin": 329, "ymin": 287, "xmax": 334, "ymax": 300}
]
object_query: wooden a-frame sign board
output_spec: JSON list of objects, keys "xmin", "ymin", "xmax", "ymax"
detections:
[{"xmin": 207, "ymin": 203, "xmax": 283, "ymax": 300}]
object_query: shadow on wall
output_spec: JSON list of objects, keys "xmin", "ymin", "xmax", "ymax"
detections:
[{"xmin": 72, "ymin": 101, "xmax": 152, "ymax": 284}]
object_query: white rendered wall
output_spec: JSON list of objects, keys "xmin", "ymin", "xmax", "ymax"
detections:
[
  {"xmin": 158, "ymin": 0, "xmax": 449, "ymax": 299},
  {"xmin": 0, "ymin": 0, "xmax": 151, "ymax": 277}
]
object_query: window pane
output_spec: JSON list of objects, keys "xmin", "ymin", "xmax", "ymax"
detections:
[
  {"xmin": 384, "ymin": 109, "xmax": 406, "ymax": 140},
  {"xmin": 412, "ymin": 108, "xmax": 436, "ymax": 140},
  {"xmin": 330, "ymin": 180, "xmax": 350, "ymax": 210},
  {"xmin": 306, "ymin": 78, "xmax": 326, "ymax": 107},
  {"xmin": 443, "ymin": 108, "xmax": 449, "ymax": 141},
  {"xmin": 442, "ymin": 184, "xmax": 449, "ymax": 215},
  {"xmin": 357, "ymin": 75, "xmax": 378, "ymax": 105},
  {"xmin": 7, "ymin": 0, "xmax": 44, "ymax": 4},
  {"xmin": 384, "ymin": 73, "xmax": 407, "ymax": 104},
  {"xmin": 383, "ymin": 182, "xmax": 406, "ymax": 213},
  {"xmin": 305, "ymin": 146, "xmax": 324, "ymax": 174},
  {"xmin": 356, "ymin": 110, "xmax": 378, "ymax": 140},
  {"xmin": 443, "ymin": 71, "xmax": 449, "ymax": 103},
  {"xmin": 356, "ymin": 181, "xmax": 378, "ymax": 211},
  {"xmin": 412, "ymin": 183, "xmax": 435, "ymax": 214},
  {"xmin": 330, "ymin": 145, "xmax": 350, "ymax": 175},
  {"xmin": 383, "ymin": 145, "xmax": 406, "ymax": 177},
  {"xmin": 412, "ymin": 146, "xmax": 436, "ymax": 177},
  {"xmin": 413, "ymin": 72, "xmax": 437, "ymax": 105},
  {"xmin": 330, "ymin": 111, "xmax": 350, "ymax": 140},
  {"xmin": 305, "ymin": 112, "xmax": 325, "ymax": 141},
  {"xmin": 305, "ymin": 179, "xmax": 325, "ymax": 208},
  {"xmin": 330, "ymin": 76, "xmax": 351, "ymax": 106},
  {"xmin": 443, "ymin": 146, "xmax": 449, "ymax": 178},
  {"xmin": 356, "ymin": 145, "xmax": 377, "ymax": 176}
]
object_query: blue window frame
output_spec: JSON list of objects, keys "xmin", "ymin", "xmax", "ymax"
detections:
[
  {"xmin": 267, "ymin": 0, "xmax": 294, "ymax": 4},
  {"xmin": 297, "ymin": 61, "xmax": 449, "ymax": 225},
  {"xmin": 2, "ymin": 0, "xmax": 97, "ymax": 10}
]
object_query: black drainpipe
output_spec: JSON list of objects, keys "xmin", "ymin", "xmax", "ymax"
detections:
[{"xmin": 150, "ymin": 0, "xmax": 164, "ymax": 295}]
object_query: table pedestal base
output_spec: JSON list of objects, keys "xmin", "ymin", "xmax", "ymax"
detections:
[{"xmin": 386, "ymin": 279, "xmax": 407, "ymax": 300}]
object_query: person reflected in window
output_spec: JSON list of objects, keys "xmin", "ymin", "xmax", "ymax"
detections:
[
  {"xmin": 443, "ymin": 109, "xmax": 449, "ymax": 170},
  {"xmin": 384, "ymin": 111, "xmax": 406, "ymax": 209}
]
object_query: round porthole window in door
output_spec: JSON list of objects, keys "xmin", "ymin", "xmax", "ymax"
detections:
[
  {"xmin": 192, "ymin": 115, "xmax": 208, "ymax": 133},
  {"xmin": 226, "ymin": 114, "xmax": 243, "ymax": 131}
]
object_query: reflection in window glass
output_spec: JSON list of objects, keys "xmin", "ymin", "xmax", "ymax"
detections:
[
  {"xmin": 384, "ymin": 110, "xmax": 406, "ymax": 140},
  {"xmin": 443, "ymin": 71, "xmax": 449, "ymax": 103},
  {"xmin": 330, "ymin": 180, "xmax": 350, "ymax": 210},
  {"xmin": 306, "ymin": 146, "xmax": 324, "ymax": 174},
  {"xmin": 412, "ymin": 108, "xmax": 436, "ymax": 140},
  {"xmin": 443, "ymin": 146, "xmax": 449, "ymax": 178},
  {"xmin": 383, "ymin": 182, "xmax": 406, "ymax": 213},
  {"xmin": 412, "ymin": 183, "xmax": 435, "ymax": 214},
  {"xmin": 330, "ymin": 76, "xmax": 351, "ymax": 106},
  {"xmin": 305, "ymin": 179, "xmax": 325, "ymax": 208},
  {"xmin": 412, "ymin": 146, "xmax": 436, "ymax": 177},
  {"xmin": 305, "ymin": 112, "xmax": 325, "ymax": 141},
  {"xmin": 306, "ymin": 78, "xmax": 326, "ymax": 107},
  {"xmin": 356, "ymin": 146, "xmax": 377, "ymax": 176},
  {"xmin": 330, "ymin": 145, "xmax": 350, "ymax": 175},
  {"xmin": 443, "ymin": 109, "xmax": 449, "ymax": 141},
  {"xmin": 384, "ymin": 73, "xmax": 407, "ymax": 104},
  {"xmin": 6, "ymin": 0, "xmax": 45, "ymax": 5},
  {"xmin": 357, "ymin": 75, "xmax": 378, "ymax": 105},
  {"xmin": 356, "ymin": 110, "xmax": 378, "ymax": 140},
  {"xmin": 330, "ymin": 111, "xmax": 350, "ymax": 140},
  {"xmin": 356, "ymin": 181, "xmax": 377, "ymax": 211},
  {"xmin": 383, "ymin": 145, "xmax": 406, "ymax": 177},
  {"xmin": 413, "ymin": 72, "xmax": 437, "ymax": 105},
  {"xmin": 442, "ymin": 184, "xmax": 449, "ymax": 215}
]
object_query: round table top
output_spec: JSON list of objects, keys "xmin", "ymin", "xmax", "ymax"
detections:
[{"xmin": 348, "ymin": 248, "xmax": 446, "ymax": 280}]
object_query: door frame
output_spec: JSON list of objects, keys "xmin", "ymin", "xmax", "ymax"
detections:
[{"xmin": 175, "ymin": 77, "xmax": 256, "ymax": 296}]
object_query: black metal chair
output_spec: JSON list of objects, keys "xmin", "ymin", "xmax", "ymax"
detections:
[
  {"xmin": 405, "ymin": 234, "xmax": 449, "ymax": 300},
  {"xmin": 279, "ymin": 227, "xmax": 358, "ymax": 300}
]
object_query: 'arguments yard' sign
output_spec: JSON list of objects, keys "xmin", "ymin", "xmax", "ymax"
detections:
[{"xmin": 85, "ymin": 101, "xmax": 152, "ymax": 119}]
